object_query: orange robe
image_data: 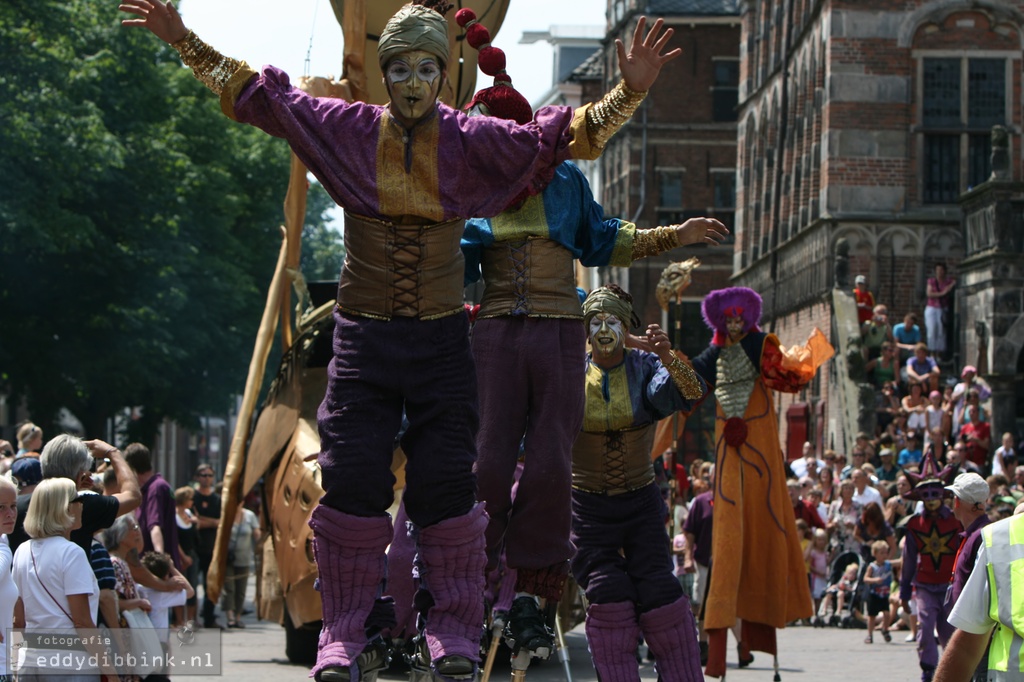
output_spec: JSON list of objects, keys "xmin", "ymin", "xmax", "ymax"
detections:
[{"xmin": 694, "ymin": 329, "xmax": 832, "ymax": 676}]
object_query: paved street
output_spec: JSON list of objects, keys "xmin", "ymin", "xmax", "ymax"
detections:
[{"xmin": 218, "ymin": 602, "xmax": 930, "ymax": 681}]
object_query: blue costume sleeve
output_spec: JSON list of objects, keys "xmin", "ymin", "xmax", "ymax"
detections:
[
  {"xmin": 461, "ymin": 218, "xmax": 489, "ymax": 285},
  {"xmin": 640, "ymin": 352, "xmax": 696, "ymax": 420},
  {"xmin": 561, "ymin": 162, "xmax": 635, "ymax": 268}
]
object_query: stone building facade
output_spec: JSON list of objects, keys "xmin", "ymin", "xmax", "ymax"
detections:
[{"xmin": 729, "ymin": 0, "xmax": 1023, "ymax": 453}]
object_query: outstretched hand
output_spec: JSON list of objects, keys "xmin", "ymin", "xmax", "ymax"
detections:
[
  {"xmin": 674, "ymin": 217, "xmax": 730, "ymax": 247},
  {"xmin": 646, "ymin": 324, "xmax": 674, "ymax": 365},
  {"xmin": 119, "ymin": 0, "xmax": 188, "ymax": 44},
  {"xmin": 616, "ymin": 17, "xmax": 682, "ymax": 92}
]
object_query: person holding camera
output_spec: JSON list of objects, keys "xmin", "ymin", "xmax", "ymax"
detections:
[{"xmin": 38, "ymin": 435, "xmax": 141, "ymax": 554}]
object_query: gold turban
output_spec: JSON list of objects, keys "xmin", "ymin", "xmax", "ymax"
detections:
[
  {"xmin": 582, "ymin": 287, "xmax": 639, "ymax": 329},
  {"xmin": 378, "ymin": 4, "xmax": 450, "ymax": 69}
]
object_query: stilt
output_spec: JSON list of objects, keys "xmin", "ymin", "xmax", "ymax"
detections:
[
  {"xmin": 554, "ymin": 609, "xmax": 572, "ymax": 682},
  {"xmin": 773, "ymin": 654, "xmax": 781, "ymax": 681},
  {"xmin": 480, "ymin": 618, "xmax": 504, "ymax": 682}
]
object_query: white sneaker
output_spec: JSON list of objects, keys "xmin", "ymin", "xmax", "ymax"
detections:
[{"xmin": 905, "ymin": 633, "xmax": 916, "ymax": 642}]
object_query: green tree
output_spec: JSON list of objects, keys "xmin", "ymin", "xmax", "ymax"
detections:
[
  {"xmin": 0, "ymin": 0, "xmax": 328, "ymax": 445},
  {"xmin": 301, "ymin": 183, "xmax": 346, "ymax": 282}
]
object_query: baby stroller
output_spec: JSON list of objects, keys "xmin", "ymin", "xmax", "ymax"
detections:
[{"xmin": 815, "ymin": 551, "xmax": 864, "ymax": 628}]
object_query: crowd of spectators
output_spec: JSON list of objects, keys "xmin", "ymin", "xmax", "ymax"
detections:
[{"xmin": 0, "ymin": 425, "xmax": 253, "ymax": 680}]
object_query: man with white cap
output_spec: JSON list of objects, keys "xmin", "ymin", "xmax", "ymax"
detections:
[{"xmin": 943, "ymin": 472, "xmax": 992, "ymax": 681}]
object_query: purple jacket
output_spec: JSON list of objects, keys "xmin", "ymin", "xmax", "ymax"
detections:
[
  {"xmin": 232, "ymin": 66, "xmax": 578, "ymax": 223},
  {"xmin": 947, "ymin": 514, "xmax": 992, "ymax": 605},
  {"xmin": 683, "ymin": 491, "xmax": 714, "ymax": 566}
]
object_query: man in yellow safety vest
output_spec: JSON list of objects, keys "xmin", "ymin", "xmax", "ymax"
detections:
[{"xmin": 935, "ymin": 511, "xmax": 1024, "ymax": 681}]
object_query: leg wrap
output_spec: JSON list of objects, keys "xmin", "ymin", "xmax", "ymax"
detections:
[
  {"xmin": 309, "ymin": 505, "xmax": 392, "ymax": 679},
  {"xmin": 639, "ymin": 597, "xmax": 703, "ymax": 682},
  {"xmin": 415, "ymin": 503, "xmax": 489, "ymax": 665},
  {"xmin": 584, "ymin": 601, "xmax": 642, "ymax": 682},
  {"xmin": 514, "ymin": 562, "xmax": 569, "ymax": 602}
]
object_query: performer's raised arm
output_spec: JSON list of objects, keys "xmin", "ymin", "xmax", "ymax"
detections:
[
  {"xmin": 119, "ymin": 0, "xmax": 248, "ymax": 96},
  {"xmin": 574, "ymin": 17, "xmax": 682, "ymax": 159}
]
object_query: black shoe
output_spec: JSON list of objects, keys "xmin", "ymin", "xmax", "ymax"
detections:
[
  {"xmin": 408, "ymin": 636, "xmax": 475, "ymax": 681},
  {"xmin": 436, "ymin": 655, "xmax": 475, "ymax": 678},
  {"xmin": 317, "ymin": 638, "xmax": 391, "ymax": 682},
  {"xmin": 504, "ymin": 597, "xmax": 554, "ymax": 659},
  {"xmin": 738, "ymin": 642, "xmax": 754, "ymax": 668}
]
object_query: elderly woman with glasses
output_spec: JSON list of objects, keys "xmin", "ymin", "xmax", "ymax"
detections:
[
  {"xmin": 101, "ymin": 515, "xmax": 154, "ymax": 682},
  {"xmin": 11, "ymin": 479, "xmax": 118, "ymax": 681}
]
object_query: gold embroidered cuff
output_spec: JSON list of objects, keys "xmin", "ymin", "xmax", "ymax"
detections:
[
  {"xmin": 631, "ymin": 226, "xmax": 679, "ymax": 260},
  {"xmin": 171, "ymin": 30, "xmax": 243, "ymax": 96},
  {"xmin": 585, "ymin": 80, "xmax": 647, "ymax": 150},
  {"xmin": 667, "ymin": 356, "xmax": 703, "ymax": 400}
]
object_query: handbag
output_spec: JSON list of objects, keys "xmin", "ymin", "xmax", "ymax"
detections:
[{"xmin": 122, "ymin": 607, "xmax": 163, "ymax": 678}]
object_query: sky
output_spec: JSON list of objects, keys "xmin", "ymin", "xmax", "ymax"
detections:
[{"xmin": 176, "ymin": 0, "xmax": 606, "ymax": 107}]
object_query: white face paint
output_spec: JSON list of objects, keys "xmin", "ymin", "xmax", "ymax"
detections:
[
  {"xmin": 385, "ymin": 50, "xmax": 443, "ymax": 127},
  {"xmin": 589, "ymin": 312, "xmax": 625, "ymax": 358},
  {"xmin": 726, "ymin": 315, "xmax": 745, "ymax": 341}
]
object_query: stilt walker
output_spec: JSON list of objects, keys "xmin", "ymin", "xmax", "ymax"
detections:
[
  {"xmin": 455, "ymin": 11, "xmax": 725, "ymax": 672},
  {"xmin": 570, "ymin": 285, "xmax": 709, "ymax": 682},
  {"xmin": 899, "ymin": 451, "xmax": 961, "ymax": 682},
  {"xmin": 690, "ymin": 287, "xmax": 833, "ymax": 680}
]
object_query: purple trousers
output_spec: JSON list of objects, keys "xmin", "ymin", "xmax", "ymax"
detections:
[
  {"xmin": 472, "ymin": 317, "xmax": 583, "ymax": 576},
  {"xmin": 571, "ymin": 482, "xmax": 683, "ymax": 610},
  {"xmin": 318, "ymin": 311, "xmax": 478, "ymax": 527},
  {"xmin": 914, "ymin": 583, "xmax": 954, "ymax": 671}
]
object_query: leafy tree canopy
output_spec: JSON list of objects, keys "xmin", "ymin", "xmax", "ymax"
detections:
[{"xmin": 0, "ymin": 0, "xmax": 336, "ymax": 444}]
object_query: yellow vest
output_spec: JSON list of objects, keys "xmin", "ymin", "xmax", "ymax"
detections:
[{"xmin": 983, "ymin": 513, "xmax": 1024, "ymax": 679}]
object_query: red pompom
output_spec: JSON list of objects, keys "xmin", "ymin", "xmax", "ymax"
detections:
[
  {"xmin": 455, "ymin": 8, "xmax": 477, "ymax": 27},
  {"xmin": 465, "ymin": 22, "xmax": 491, "ymax": 49},
  {"xmin": 477, "ymin": 46, "xmax": 506, "ymax": 76},
  {"xmin": 723, "ymin": 417, "xmax": 748, "ymax": 448}
]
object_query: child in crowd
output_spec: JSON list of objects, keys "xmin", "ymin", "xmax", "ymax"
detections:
[
  {"xmin": 862, "ymin": 540, "xmax": 893, "ymax": 644},
  {"xmin": 821, "ymin": 562, "xmax": 859, "ymax": 624},
  {"xmin": 993, "ymin": 431, "xmax": 1017, "ymax": 478},
  {"xmin": 805, "ymin": 528, "xmax": 830, "ymax": 620},
  {"xmin": 139, "ymin": 552, "xmax": 193, "ymax": 638}
]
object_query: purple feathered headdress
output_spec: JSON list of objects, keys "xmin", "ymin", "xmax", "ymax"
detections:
[{"xmin": 702, "ymin": 287, "xmax": 762, "ymax": 346}]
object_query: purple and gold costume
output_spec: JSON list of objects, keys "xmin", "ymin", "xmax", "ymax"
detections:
[
  {"xmin": 462, "ymin": 161, "xmax": 635, "ymax": 598},
  {"xmin": 571, "ymin": 347, "xmax": 707, "ymax": 682}
]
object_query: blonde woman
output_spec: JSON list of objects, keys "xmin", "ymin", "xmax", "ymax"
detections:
[
  {"xmin": 15, "ymin": 422, "xmax": 42, "ymax": 457},
  {"xmin": 0, "ymin": 477, "xmax": 19, "ymax": 681},
  {"xmin": 11, "ymin": 478, "xmax": 116, "ymax": 681}
]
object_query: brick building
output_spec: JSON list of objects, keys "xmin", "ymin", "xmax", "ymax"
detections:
[
  {"xmin": 583, "ymin": 0, "xmax": 742, "ymax": 462},
  {"xmin": 729, "ymin": 0, "xmax": 1023, "ymax": 454}
]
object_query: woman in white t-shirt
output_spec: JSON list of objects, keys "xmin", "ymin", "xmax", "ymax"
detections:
[
  {"xmin": 0, "ymin": 477, "xmax": 20, "ymax": 681},
  {"xmin": 11, "ymin": 478, "xmax": 115, "ymax": 682}
]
